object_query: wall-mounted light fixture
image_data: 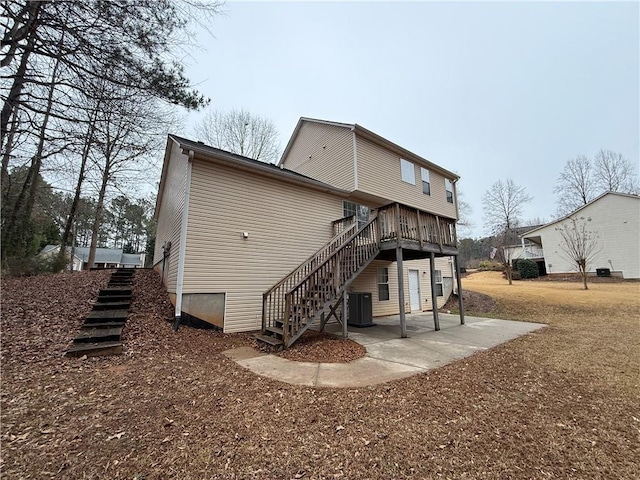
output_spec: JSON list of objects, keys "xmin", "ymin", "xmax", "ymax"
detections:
[{"xmin": 242, "ymin": 232, "xmax": 249, "ymax": 239}]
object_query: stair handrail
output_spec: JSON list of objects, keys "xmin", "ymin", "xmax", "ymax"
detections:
[
  {"xmin": 286, "ymin": 212, "xmax": 378, "ymax": 294},
  {"xmin": 262, "ymin": 215, "xmax": 357, "ymax": 334},
  {"xmin": 282, "ymin": 213, "xmax": 380, "ymax": 344},
  {"xmin": 263, "ymin": 215, "xmax": 357, "ymax": 297}
]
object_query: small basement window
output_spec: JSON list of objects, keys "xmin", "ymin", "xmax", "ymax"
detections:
[
  {"xmin": 400, "ymin": 159, "xmax": 415, "ymax": 185},
  {"xmin": 377, "ymin": 267, "xmax": 390, "ymax": 301},
  {"xmin": 421, "ymin": 167, "xmax": 430, "ymax": 195}
]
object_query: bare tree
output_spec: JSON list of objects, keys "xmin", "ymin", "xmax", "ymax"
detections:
[
  {"xmin": 554, "ymin": 150, "xmax": 639, "ymax": 216},
  {"xmin": 593, "ymin": 149, "xmax": 639, "ymax": 194},
  {"xmin": 483, "ymin": 179, "xmax": 533, "ymax": 284},
  {"xmin": 554, "ymin": 155, "xmax": 596, "ymax": 216},
  {"xmin": 193, "ymin": 109, "xmax": 281, "ymax": 163},
  {"xmin": 555, "ymin": 216, "xmax": 602, "ymax": 290}
]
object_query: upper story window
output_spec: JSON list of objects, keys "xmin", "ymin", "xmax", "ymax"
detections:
[
  {"xmin": 421, "ymin": 168, "xmax": 430, "ymax": 195},
  {"xmin": 400, "ymin": 159, "xmax": 415, "ymax": 185},
  {"xmin": 445, "ymin": 178, "xmax": 454, "ymax": 203}
]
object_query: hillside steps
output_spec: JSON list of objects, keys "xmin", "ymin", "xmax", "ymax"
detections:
[{"xmin": 66, "ymin": 268, "xmax": 135, "ymax": 357}]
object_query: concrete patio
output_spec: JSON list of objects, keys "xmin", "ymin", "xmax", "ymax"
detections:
[{"xmin": 223, "ymin": 313, "xmax": 545, "ymax": 388}]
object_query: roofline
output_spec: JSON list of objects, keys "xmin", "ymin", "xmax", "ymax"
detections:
[
  {"xmin": 167, "ymin": 134, "xmax": 351, "ymax": 196},
  {"xmin": 522, "ymin": 191, "xmax": 640, "ymax": 237},
  {"xmin": 278, "ymin": 117, "xmax": 459, "ymax": 181},
  {"xmin": 153, "ymin": 136, "xmax": 175, "ymax": 221}
]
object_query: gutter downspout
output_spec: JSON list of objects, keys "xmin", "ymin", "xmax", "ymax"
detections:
[{"xmin": 174, "ymin": 150, "xmax": 194, "ymax": 331}]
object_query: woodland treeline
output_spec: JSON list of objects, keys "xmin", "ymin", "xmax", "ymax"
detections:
[{"xmin": 1, "ymin": 0, "xmax": 219, "ymax": 273}]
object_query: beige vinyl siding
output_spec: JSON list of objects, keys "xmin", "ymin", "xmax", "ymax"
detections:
[
  {"xmin": 355, "ymin": 136, "xmax": 457, "ymax": 219},
  {"xmin": 184, "ymin": 158, "xmax": 345, "ymax": 333},
  {"xmin": 153, "ymin": 140, "xmax": 188, "ymax": 294},
  {"xmin": 350, "ymin": 257, "xmax": 453, "ymax": 316},
  {"xmin": 281, "ymin": 122, "xmax": 355, "ymax": 191}
]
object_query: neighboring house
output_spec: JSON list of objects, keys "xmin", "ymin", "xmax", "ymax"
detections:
[
  {"xmin": 501, "ymin": 225, "xmax": 546, "ymax": 274},
  {"xmin": 522, "ymin": 192, "xmax": 640, "ymax": 279},
  {"xmin": 153, "ymin": 117, "xmax": 464, "ymax": 347},
  {"xmin": 40, "ymin": 245, "xmax": 145, "ymax": 271}
]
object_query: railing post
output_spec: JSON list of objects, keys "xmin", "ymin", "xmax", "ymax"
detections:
[
  {"xmin": 430, "ymin": 251, "xmax": 440, "ymax": 331},
  {"xmin": 262, "ymin": 293, "xmax": 267, "ymax": 332},
  {"xmin": 453, "ymin": 255, "xmax": 465, "ymax": 325},
  {"xmin": 395, "ymin": 203, "xmax": 402, "ymax": 242},
  {"xmin": 416, "ymin": 208, "xmax": 423, "ymax": 246},
  {"xmin": 435, "ymin": 215, "xmax": 443, "ymax": 252},
  {"xmin": 283, "ymin": 294, "xmax": 291, "ymax": 346}
]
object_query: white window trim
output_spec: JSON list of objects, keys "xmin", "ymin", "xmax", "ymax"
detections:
[
  {"xmin": 400, "ymin": 159, "xmax": 415, "ymax": 185},
  {"xmin": 421, "ymin": 167, "xmax": 431, "ymax": 195},
  {"xmin": 377, "ymin": 267, "xmax": 390, "ymax": 301}
]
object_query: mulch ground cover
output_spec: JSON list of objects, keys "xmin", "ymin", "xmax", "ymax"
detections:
[{"xmin": 1, "ymin": 269, "xmax": 638, "ymax": 479}]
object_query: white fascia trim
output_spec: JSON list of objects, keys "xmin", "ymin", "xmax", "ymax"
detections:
[
  {"xmin": 175, "ymin": 150, "xmax": 193, "ymax": 319},
  {"xmin": 352, "ymin": 129, "xmax": 358, "ymax": 190}
]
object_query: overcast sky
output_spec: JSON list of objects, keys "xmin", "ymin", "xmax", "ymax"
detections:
[{"xmin": 180, "ymin": 1, "xmax": 639, "ymax": 238}]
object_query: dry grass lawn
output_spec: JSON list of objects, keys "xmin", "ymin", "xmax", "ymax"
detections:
[
  {"xmin": 1, "ymin": 269, "xmax": 639, "ymax": 479},
  {"xmin": 463, "ymin": 272, "xmax": 640, "ymax": 398}
]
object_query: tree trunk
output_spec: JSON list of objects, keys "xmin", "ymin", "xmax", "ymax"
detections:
[
  {"xmin": 1, "ymin": 3, "xmax": 41, "ymax": 146},
  {"xmin": 58, "ymin": 104, "xmax": 100, "ymax": 262},
  {"xmin": 87, "ymin": 165, "xmax": 110, "ymax": 268}
]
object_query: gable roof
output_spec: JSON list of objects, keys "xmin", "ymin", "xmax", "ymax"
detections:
[
  {"xmin": 522, "ymin": 192, "xmax": 640, "ymax": 238},
  {"xmin": 279, "ymin": 117, "xmax": 459, "ymax": 181}
]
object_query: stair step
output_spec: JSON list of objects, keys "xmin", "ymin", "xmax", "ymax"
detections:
[
  {"xmin": 97, "ymin": 294, "xmax": 132, "ymax": 302},
  {"xmin": 255, "ymin": 334, "xmax": 283, "ymax": 347},
  {"xmin": 265, "ymin": 326, "xmax": 284, "ymax": 337},
  {"xmin": 82, "ymin": 321, "xmax": 126, "ymax": 328},
  {"xmin": 74, "ymin": 326, "xmax": 123, "ymax": 343},
  {"xmin": 99, "ymin": 287, "xmax": 132, "ymax": 295},
  {"xmin": 92, "ymin": 301, "xmax": 130, "ymax": 310},
  {"xmin": 86, "ymin": 309, "xmax": 129, "ymax": 322},
  {"xmin": 66, "ymin": 341, "xmax": 123, "ymax": 357}
]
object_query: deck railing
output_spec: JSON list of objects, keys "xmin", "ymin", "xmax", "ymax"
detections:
[{"xmin": 377, "ymin": 203, "xmax": 457, "ymax": 248}]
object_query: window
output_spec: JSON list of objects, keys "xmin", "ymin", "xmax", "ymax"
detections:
[
  {"xmin": 377, "ymin": 267, "xmax": 390, "ymax": 301},
  {"xmin": 435, "ymin": 270, "xmax": 443, "ymax": 296},
  {"xmin": 343, "ymin": 201, "xmax": 370, "ymax": 228},
  {"xmin": 445, "ymin": 178, "xmax": 454, "ymax": 204},
  {"xmin": 400, "ymin": 159, "xmax": 415, "ymax": 185},
  {"xmin": 421, "ymin": 167, "xmax": 430, "ymax": 195}
]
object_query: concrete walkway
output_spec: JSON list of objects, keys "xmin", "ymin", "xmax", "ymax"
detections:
[{"xmin": 222, "ymin": 313, "xmax": 545, "ymax": 388}]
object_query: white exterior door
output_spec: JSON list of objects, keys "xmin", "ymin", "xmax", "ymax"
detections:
[{"xmin": 408, "ymin": 269, "xmax": 421, "ymax": 312}]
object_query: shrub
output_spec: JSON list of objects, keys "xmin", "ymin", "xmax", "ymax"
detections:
[
  {"xmin": 4, "ymin": 254, "xmax": 68, "ymax": 277},
  {"xmin": 478, "ymin": 260, "xmax": 503, "ymax": 272},
  {"xmin": 517, "ymin": 259, "xmax": 539, "ymax": 279}
]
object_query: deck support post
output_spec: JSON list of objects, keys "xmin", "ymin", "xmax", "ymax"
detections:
[
  {"xmin": 397, "ymin": 244, "xmax": 407, "ymax": 338},
  {"xmin": 430, "ymin": 251, "xmax": 440, "ymax": 331},
  {"xmin": 454, "ymin": 255, "xmax": 465, "ymax": 325},
  {"xmin": 342, "ymin": 293, "xmax": 348, "ymax": 339}
]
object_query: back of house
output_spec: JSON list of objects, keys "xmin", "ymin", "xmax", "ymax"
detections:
[{"xmin": 153, "ymin": 118, "xmax": 462, "ymax": 338}]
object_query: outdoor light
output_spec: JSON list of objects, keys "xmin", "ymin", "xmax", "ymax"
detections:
[{"xmin": 242, "ymin": 232, "xmax": 249, "ymax": 239}]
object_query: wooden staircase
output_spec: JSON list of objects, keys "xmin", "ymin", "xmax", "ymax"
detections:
[
  {"xmin": 66, "ymin": 268, "xmax": 135, "ymax": 357},
  {"xmin": 258, "ymin": 214, "xmax": 380, "ymax": 348}
]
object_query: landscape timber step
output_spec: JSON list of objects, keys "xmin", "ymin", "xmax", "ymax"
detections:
[
  {"xmin": 97, "ymin": 294, "xmax": 132, "ymax": 302},
  {"xmin": 73, "ymin": 326, "xmax": 123, "ymax": 343},
  {"xmin": 255, "ymin": 334, "xmax": 283, "ymax": 347},
  {"xmin": 66, "ymin": 341, "xmax": 123, "ymax": 357},
  {"xmin": 82, "ymin": 321, "xmax": 126, "ymax": 329},
  {"xmin": 86, "ymin": 309, "xmax": 129, "ymax": 322},
  {"xmin": 99, "ymin": 287, "xmax": 132, "ymax": 295},
  {"xmin": 92, "ymin": 301, "xmax": 131, "ymax": 310}
]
